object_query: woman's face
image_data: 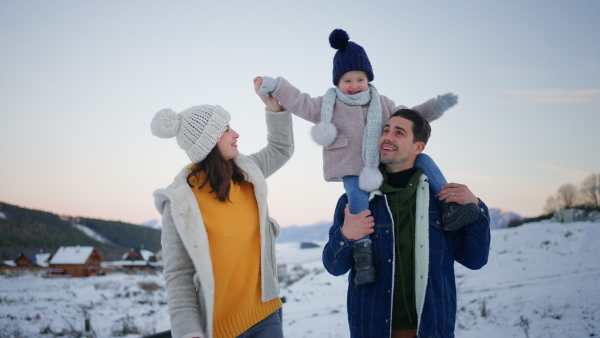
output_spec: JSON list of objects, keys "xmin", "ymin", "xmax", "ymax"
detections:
[{"xmin": 216, "ymin": 125, "xmax": 240, "ymax": 160}]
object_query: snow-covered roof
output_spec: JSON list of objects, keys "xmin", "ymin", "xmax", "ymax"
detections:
[
  {"xmin": 49, "ymin": 246, "xmax": 95, "ymax": 265},
  {"xmin": 36, "ymin": 253, "xmax": 51, "ymax": 267},
  {"xmin": 0, "ymin": 211, "xmax": 6, "ymax": 219},
  {"xmin": 2, "ymin": 260, "xmax": 16, "ymax": 267},
  {"xmin": 120, "ymin": 248, "xmax": 155, "ymax": 261},
  {"xmin": 140, "ymin": 249, "xmax": 155, "ymax": 262}
]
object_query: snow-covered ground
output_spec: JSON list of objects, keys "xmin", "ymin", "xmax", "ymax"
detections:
[{"xmin": 1, "ymin": 220, "xmax": 599, "ymax": 337}]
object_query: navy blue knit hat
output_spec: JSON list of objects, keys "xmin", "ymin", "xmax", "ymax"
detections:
[{"xmin": 330, "ymin": 29, "xmax": 374, "ymax": 86}]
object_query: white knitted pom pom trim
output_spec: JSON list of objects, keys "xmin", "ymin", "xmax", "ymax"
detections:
[
  {"xmin": 311, "ymin": 121, "xmax": 337, "ymax": 147},
  {"xmin": 151, "ymin": 108, "xmax": 180, "ymax": 138},
  {"xmin": 359, "ymin": 166, "xmax": 383, "ymax": 192}
]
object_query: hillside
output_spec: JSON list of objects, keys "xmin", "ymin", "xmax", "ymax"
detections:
[
  {"xmin": 0, "ymin": 220, "xmax": 598, "ymax": 337},
  {"xmin": 0, "ymin": 202, "xmax": 161, "ymax": 261},
  {"xmin": 277, "ymin": 207, "xmax": 523, "ymax": 243}
]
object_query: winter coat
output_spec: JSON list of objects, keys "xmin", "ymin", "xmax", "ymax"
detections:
[
  {"xmin": 153, "ymin": 110, "xmax": 294, "ymax": 338},
  {"xmin": 271, "ymin": 77, "xmax": 442, "ymax": 182},
  {"xmin": 322, "ymin": 174, "xmax": 491, "ymax": 338}
]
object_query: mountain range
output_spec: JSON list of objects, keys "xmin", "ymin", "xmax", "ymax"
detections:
[
  {"xmin": 1, "ymin": 199, "xmax": 523, "ymax": 262},
  {"xmin": 140, "ymin": 208, "xmax": 524, "ymax": 243}
]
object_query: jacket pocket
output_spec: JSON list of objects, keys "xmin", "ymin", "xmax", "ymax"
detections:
[
  {"xmin": 193, "ymin": 272, "xmax": 200, "ymax": 290},
  {"xmin": 428, "ymin": 213, "xmax": 446, "ymax": 253},
  {"xmin": 267, "ymin": 219, "xmax": 278, "ymax": 277},
  {"xmin": 325, "ymin": 133, "xmax": 348, "ymax": 150}
]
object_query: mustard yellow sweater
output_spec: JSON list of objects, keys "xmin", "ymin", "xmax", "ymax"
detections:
[{"xmin": 190, "ymin": 174, "xmax": 281, "ymax": 338}]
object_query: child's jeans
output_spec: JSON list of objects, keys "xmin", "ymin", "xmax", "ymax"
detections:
[
  {"xmin": 343, "ymin": 175, "xmax": 370, "ymax": 242},
  {"xmin": 415, "ymin": 153, "xmax": 447, "ymax": 195},
  {"xmin": 342, "ymin": 175, "xmax": 369, "ymax": 215}
]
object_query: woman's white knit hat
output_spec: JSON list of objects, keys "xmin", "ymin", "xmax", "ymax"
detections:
[{"xmin": 151, "ymin": 105, "xmax": 231, "ymax": 163}]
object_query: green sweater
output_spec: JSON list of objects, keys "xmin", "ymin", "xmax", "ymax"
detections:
[{"xmin": 379, "ymin": 166, "xmax": 422, "ymax": 330}]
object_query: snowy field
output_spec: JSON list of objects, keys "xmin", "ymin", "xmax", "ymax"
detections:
[{"xmin": 1, "ymin": 220, "xmax": 599, "ymax": 337}]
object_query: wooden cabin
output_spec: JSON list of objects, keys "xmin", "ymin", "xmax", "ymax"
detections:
[
  {"xmin": 48, "ymin": 246, "xmax": 103, "ymax": 277},
  {"xmin": 116, "ymin": 248, "xmax": 160, "ymax": 272}
]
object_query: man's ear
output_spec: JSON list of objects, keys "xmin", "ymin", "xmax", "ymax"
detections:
[{"xmin": 415, "ymin": 141, "xmax": 426, "ymax": 154}]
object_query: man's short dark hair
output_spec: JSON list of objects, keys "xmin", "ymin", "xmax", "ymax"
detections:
[{"xmin": 389, "ymin": 108, "xmax": 431, "ymax": 145}]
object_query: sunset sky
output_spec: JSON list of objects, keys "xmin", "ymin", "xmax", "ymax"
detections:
[{"xmin": 1, "ymin": 1, "xmax": 598, "ymax": 227}]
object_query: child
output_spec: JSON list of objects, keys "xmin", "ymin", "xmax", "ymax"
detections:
[{"xmin": 260, "ymin": 29, "xmax": 480, "ymax": 285}]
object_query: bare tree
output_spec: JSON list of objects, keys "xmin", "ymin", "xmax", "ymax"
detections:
[
  {"xmin": 557, "ymin": 183, "xmax": 578, "ymax": 209},
  {"xmin": 544, "ymin": 195, "xmax": 559, "ymax": 214},
  {"xmin": 581, "ymin": 173, "xmax": 600, "ymax": 210}
]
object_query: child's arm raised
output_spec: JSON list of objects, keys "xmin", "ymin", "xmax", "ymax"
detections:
[
  {"xmin": 407, "ymin": 92, "xmax": 459, "ymax": 123},
  {"xmin": 258, "ymin": 76, "xmax": 324, "ymax": 124}
]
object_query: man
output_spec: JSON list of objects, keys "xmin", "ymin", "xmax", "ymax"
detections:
[{"xmin": 322, "ymin": 109, "xmax": 491, "ymax": 338}]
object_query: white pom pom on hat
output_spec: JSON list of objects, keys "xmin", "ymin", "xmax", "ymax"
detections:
[
  {"xmin": 150, "ymin": 104, "xmax": 231, "ymax": 163},
  {"xmin": 151, "ymin": 108, "xmax": 181, "ymax": 138}
]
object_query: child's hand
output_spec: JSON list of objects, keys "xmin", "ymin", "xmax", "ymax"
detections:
[
  {"xmin": 254, "ymin": 76, "xmax": 284, "ymax": 112},
  {"xmin": 433, "ymin": 93, "xmax": 458, "ymax": 114},
  {"xmin": 258, "ymin": 76, "xmax": 279, "ymax": 97}
]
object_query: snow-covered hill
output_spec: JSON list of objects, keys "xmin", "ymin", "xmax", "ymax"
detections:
[
  {"xmin": 488, "ymin": 208, "xmax": 523, "ymax": 229},
  {"xmin": 277, "ymin": 208, "xmax": 522, "ymax": 243},
  {"xmin": 139, "ymin": 219, "xmax": 162, "ymax": 230},
  {"xmin": 1, "ymin": 220, "xmax": 598, "ymax": 337}
]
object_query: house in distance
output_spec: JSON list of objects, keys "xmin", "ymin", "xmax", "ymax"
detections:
[{"xmin": 48, "ymin": 246, "xmax": 103, "ymax": 277}]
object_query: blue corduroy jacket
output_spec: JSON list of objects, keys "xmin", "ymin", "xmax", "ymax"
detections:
[{"xmin": 322, "ymin": 174, "xmax": 491, "ymax": 338}]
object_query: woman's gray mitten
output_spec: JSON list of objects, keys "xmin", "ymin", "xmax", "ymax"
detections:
[
  {"xmin": 259, "ymin": 76, "xmax": 280, "ymax": 98},
  {"xmin": 433, "ymin": 93, "xmax": 458, "ymax": 114}
]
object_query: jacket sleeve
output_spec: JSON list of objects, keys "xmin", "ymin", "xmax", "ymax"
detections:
[
  {"xmin": 247, "ymin": 110, "xmax": 294, "ymax": 178},
  {"xmin": 271, "ymin": 77, "xmax": 324, "ymax": 124},
  {"xmin": 410, "ymin": 98, "xmax": 443, "ymax": 123},
  {"xmin": 451, "ymin": 200, "xmax": 491, "ymax": 270},
  {"xmin": 322, "ymin": 195, "xmax": 356, "ymax": 276},
  {"xmin": 160, "ymin": 201, "xmax": 206, "ymax": 338},
  {"xmin": 379, "ymin": 95, "xmax": 443, "ymax": 123}
]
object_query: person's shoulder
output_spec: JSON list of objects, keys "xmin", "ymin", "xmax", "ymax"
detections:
[{"xmin": 377, "ymin": 93, "xmax": 397, "ymax": 106}]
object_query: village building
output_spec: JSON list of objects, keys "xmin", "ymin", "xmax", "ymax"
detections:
[
  {"xmin": 101, "ymin": 247, "xmax": 162, "ymax": 273},
  {"xmin": 15, "ymin": 251, "xmax": 51, "ymax": 268},
  {"xmin": 0, "ymin": 251, "xmax": 52, "ymax": 272},
  {"xmin": 48, "ymin": 246, "xmax": 103, "ymax": 277}
]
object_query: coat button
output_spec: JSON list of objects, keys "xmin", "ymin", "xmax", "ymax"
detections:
[{"xmin": 340, "ymin": 241, "xmax": 345, "ymax": 246}]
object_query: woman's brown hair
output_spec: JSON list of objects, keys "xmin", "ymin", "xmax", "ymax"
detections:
[{"xmin": 187, "ymin": 146, "xmax": 245, "ymax": 202}]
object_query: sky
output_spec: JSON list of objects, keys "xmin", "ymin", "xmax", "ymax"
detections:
[{"xmin": 1, "ymin": 1, "xmax": 599, "ymax": 227}]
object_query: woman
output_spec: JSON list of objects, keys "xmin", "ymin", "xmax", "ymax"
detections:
[{"xmin": 151, "ymin": 77, "xmax": 293, "ymax": 338}]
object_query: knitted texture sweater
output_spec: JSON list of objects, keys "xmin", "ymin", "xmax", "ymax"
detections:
[{"xmin": 190, "ymin": 174, "xmax": 281, "ymax": 337}]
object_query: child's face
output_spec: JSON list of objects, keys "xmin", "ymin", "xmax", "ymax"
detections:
[{"xmin": 337, "ymin": 71, "xmax": 369, "ymax": 95}]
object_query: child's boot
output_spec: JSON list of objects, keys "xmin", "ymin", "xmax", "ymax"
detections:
[
  {"xmin": 440, "ymin": 200, "xmax": 480, "ymax": 231},
  {"xmin": 352, "ymin": 238, "xmax": 376, "ymax": 285}
]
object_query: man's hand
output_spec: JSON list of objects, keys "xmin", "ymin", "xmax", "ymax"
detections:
[
  {"xmin": 341, "ymin": 205, "xmax": 375, "ymax": 240},
  {"xmin": 439, "ymin": 182, "xmax": 479, "ymax": 205}
]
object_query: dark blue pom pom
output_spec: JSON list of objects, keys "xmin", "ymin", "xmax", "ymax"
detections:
[{"xmin": 329, "ymin": 29, "xmax": 349, "ymax": 50}]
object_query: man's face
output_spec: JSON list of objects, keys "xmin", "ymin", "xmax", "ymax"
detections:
[{"xmin": 379, "ymin": 116, "xmax": 425, "ymax": 173}]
